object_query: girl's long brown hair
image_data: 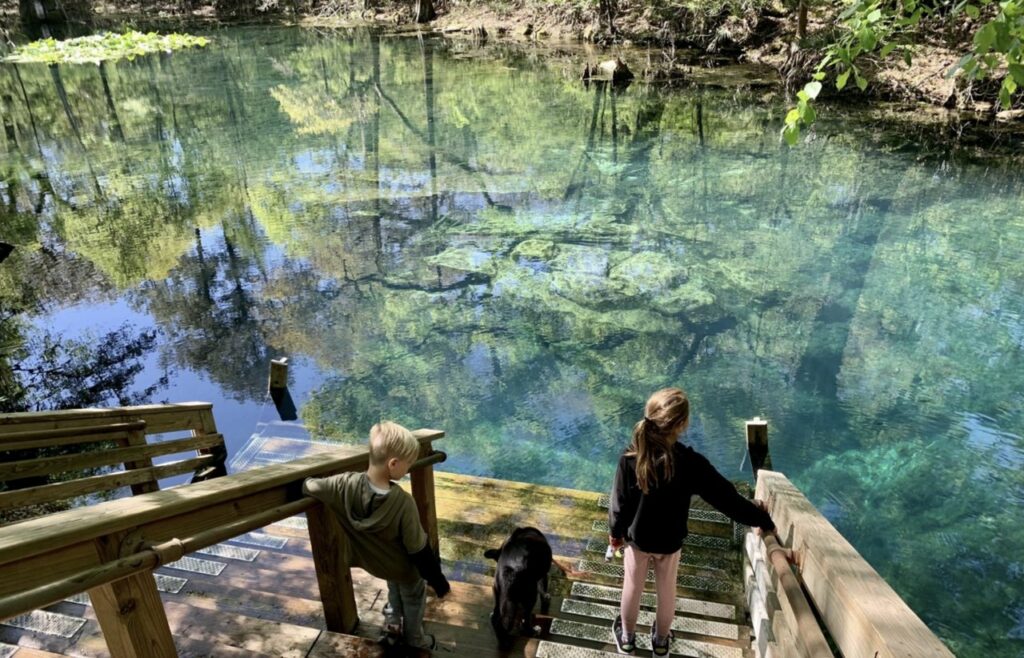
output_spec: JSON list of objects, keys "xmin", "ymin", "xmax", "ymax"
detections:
[{"xmin": 626, "ymin": 388, "xmax": 690, "ymax": 494}]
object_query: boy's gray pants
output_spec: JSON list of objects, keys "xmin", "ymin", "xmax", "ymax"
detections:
[{"xmin": 386, "ymin": 578, "xmax": 429, "ymax": 648}]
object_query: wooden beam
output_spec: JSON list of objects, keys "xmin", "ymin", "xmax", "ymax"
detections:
[
  {"xmin": 0, "ymin": 421, "xmax": 147, "ymax": 450},
  {"xmin": 0, "ymin": 433, "xmax": 224, "ymax": 482},
  {"xmin": 0, "ymin": 455, "xmax": 215, "ymax": 512},
  {"xmin": 88, "ymin": 531, "xmax": 176, "ymax": 658},
  {"xmin": 0, "ymin": 402, "xmax": 213, "ymax": 435},
  {"xmin": 307, "ymin": 504, "xmax": 359, "ymax": 633},
  {"xmin": 746, "ymin": 417, "xmax": 771, "ymax": 478},
  {"xmin": 269, "ymin": 357, "xmax": 289, "ymax": 391},
  {"xmin": 411, "ymin": 444, "xmax": 440, "ymax": 556}
]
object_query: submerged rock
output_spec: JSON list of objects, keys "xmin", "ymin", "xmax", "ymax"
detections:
[{"xmin": 582, "ymin": 57, "xmax": 634, "ymax": 84}]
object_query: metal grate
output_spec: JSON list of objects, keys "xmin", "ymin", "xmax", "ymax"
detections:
[
  {"xmin": 156, "ymin": 573, "xmax": 188, "ymax": 594},
  {"xmin": 0, "ymin": 610, "xmax": 87, "ymax": 638},
  {"xmin": 0, "ymin": 643, "xmax": 17, "ymax": 658},
  {"xmin": 535, "ymin": 640, "xmax": 622, "ymax": 658},
  {"xmin": 575, "ymin": 560, "xmax": 735, "ymax": 593},
  {"xmin": 229, "ymin": 532, "xmax": 288, "ymax": 549},
  {"xmin": 197, "ymin": 543, "xmax": 260, "ymax": 562},
  {"xmin": 570, "ymin": 582, "xmax": 736, "ymax": 619},
  {"xmin": 164, "ymin": 555, "xmax": 227, "ymax": 576},
  {"xmin": 560, "ymin": 598, "xmax": 739, "ymax": 640},
  {"xmin": 584, "ymin": 538, "xmax": 734, "ymax": 572},
  {"xmin": 591, "ymin": 521, "xmax": 732, "ymax": 550},
  {"xmin": 272, "ymin": 516, "xmax": 308, "ymax": 530},
  {"xmin": 549, "ymin": 618, "xmax": 745, "ymax": 658}
]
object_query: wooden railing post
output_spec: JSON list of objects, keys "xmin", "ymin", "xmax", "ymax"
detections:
[
  {"xmin": 746, "ymin": 417, "xmax": 771, "ymax": 480},
  {"xmin": 306, "ymin": 505, "xmax": 359, "ymax": 633},
  {"xmin": 411, "ymin": 443, "xmax": 440, "ymax": 556},
  {"xmin": 87, "ymin": 532, "xmax": 176, "ymax": 658}
]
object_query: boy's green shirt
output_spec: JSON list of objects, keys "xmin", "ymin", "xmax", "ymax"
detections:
[{"xmin": 303, "ymin": 471, "xmax": 428, "ymax": 584}]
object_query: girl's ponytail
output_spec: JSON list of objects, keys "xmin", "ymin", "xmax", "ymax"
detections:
[{"xmin": 627, "ymin": 388, "xmax": 690, "ymax": 494}]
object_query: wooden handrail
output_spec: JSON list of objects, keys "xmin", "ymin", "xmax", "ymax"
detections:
[
  {"xmin": 762, "ymin": 534, "xmax": 831, "ymax": 657},
  {"xmin": 0, "ymin": 497, "xmax": 317, "ymax": 620},
  {"xmin": 0, "ymin": 428, "xmax": 445, "ymax": 617}
]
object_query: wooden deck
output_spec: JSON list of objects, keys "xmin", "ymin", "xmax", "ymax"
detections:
[{"xmin": 0, "ymin": 433, "xmax": 754, "ymax": 658}]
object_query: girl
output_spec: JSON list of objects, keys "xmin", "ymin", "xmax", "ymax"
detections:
[{"xmin": 608, "ymin": 388, "xmax": 775, "ymax": 656}]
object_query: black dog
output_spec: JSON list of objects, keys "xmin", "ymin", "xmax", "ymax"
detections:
[{"xmin": 484, "ymin": 526, "xmax": 553, "ymax": 648}]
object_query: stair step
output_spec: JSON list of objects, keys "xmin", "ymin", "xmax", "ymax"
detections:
[
  {"xmin": 0, "ymin": 644, "xmax": 65, "ymax": 658},
  {"xmin": 227, "ymin": 532, "xmax": 288, "ymax": 550},
  {"xmin": 535, "ymin": 639, "xmax": 628, "ymax": 658},
  {"xmin": 162, "ymin": 600, "xmax": 320, "ymax": 656},
  {"xmin": 308, "ymin": 631, "xmax": 430, "ymax": 658},
  {"xmin": 591, "ymin": 521, "xmax": 733, "ymax": 551},
  {"xmin": 550, "ymin": 618, "xmax": 745, "ymax": 658},
  {"xmin": 583, "ymin": 538, "xmax": 737, "ymax": 573},
  {"xmin": 570, "ymin": 583, "xmax": 736, "ymax": 620},
  {"xmin": 560, "ymin": 599, "xmax": 741, "ymax": 641},
  {"xmin": 0, "ymin": 611, "xmax": 85, "ymax": 639},
  {"xmin": 574, "ymin": 560, "xmax": 736, "ymax": 594}
]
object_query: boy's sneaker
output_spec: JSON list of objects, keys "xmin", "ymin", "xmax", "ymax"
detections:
[
  {"xmin": 612, "ymin": 615, "xmax": 636, "ymax": 654},
  {"xmin": 651, "ymin": 621, "xmax": 673, "ymax": 657}
]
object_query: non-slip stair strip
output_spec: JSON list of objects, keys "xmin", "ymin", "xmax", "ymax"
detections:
[
  {"xmin": 0, "ymin": 643, "xmax": 16, "ymax": 658},
  {"xmin": 583, "ymin": 538, "xmax": 735, "ymax": 572},
  {"xmin": 0, "ymin": 610, "xmax": 86, "ymax": 638},
  {"xmin": 197, "ymin": 543, "xmax": 261, "ymax": 562},
  {"xmin": 576, "ymin": 560, "xmax": 735, "ymax": 593},
  {"xmin": 165, "ymin": 555, "xmax": 227, "ymax": 576},
  {"xmin": 561, "ymin": 598, "xmax": 740, "ymax": 640},
  {"xmin": 229, "ymin": 532, "xmax": 288, "ymax": 549},
  {"xmin": 550, "ymin": 618, "xmax": 745, "ymax": 658},
  {"xmin": 535, "ymin": 641, "xmax": 623, "ymax": 658},
  {"xmin": 591, "ymin": 521, "xmax": 733, "ymax": 550},
  {"xmin": 272, "ymin": 516, "xmax": 308, "ymax": 530},
  {"xmin": 64, "ymin": 574, "xmax": 188, "ymax": 605},
  {"xmin": 571, "ymin": 582, "xmax": 736, "ymax": 619},
  {"xmin": 596, "ymin": 495, "xmax": 732, "ymax": 525}
]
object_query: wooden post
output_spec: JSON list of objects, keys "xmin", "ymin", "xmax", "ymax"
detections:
[
  {"xmin": 190, "ymin": 406, "xmax": 227, "ymax": 481},
  {"xmin": 306, "ymin": 505, "xmax": 359, "ymax": 633},
  {"xmin": 411, "ymin": 443, "xmax": 439, "ymax": 556},
  {"xmin": 269, "ymin": 357, "xmax": 289, "ymax": 391},
  {"xmin": 746, "ymin": 417, "xmax": 771, "ymax": 479},
  {"xmin": 87, "ymin": 532, "xmax": 176, "ymax": 658},
  {"xmin": 120, "ymin": 423, "xmax": 159, "ymax": 495}
]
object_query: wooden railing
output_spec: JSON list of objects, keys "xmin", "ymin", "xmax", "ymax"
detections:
[
  {"xmin": 0, "ymin": 417, "xmax": 445, "ymax": 658},
  {"xmin": 744, "ymin": 460, "xmax": 954, "ymax": 657}
]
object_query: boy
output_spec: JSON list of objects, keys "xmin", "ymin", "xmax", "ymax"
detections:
[{"xmin": 303, "ymin": 421, "xmax": 450, "ymax": 651}]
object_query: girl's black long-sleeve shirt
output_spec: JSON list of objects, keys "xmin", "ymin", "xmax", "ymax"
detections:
[{"xmin": 609, "ymin": 442, "xmax": 775, "ymax": 554}]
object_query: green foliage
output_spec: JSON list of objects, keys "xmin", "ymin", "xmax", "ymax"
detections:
[
  {"xmin": 4, "ymin": 31, "xmax": 209, "ymax": 65},
  {"xmin": 951, "ymin": 0, "xmax": 1024, "ymax": 108}
]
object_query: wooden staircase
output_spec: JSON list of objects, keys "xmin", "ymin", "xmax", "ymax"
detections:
[{"xmin": 0, "ymin": 473, "xmax": 755, "ymax": 658}]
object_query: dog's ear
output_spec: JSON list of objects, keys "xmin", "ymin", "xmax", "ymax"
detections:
[{"xmin": 484, "ymin": 548, "xmax": 501, "ymax": 560}]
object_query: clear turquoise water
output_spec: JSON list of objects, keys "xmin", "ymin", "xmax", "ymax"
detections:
[{"xmin": 1, "ymin": 26, "xmax": 1022, "ymax": 655}]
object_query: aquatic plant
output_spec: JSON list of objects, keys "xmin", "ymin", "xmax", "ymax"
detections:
[{"xmin": 4, "ymin": 31, "xmax": 208, "ymax": 65}]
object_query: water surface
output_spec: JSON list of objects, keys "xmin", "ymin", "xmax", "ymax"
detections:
[{"xmin": 1, "ymin": 26, "xmax": 1022, "ymax": 655}]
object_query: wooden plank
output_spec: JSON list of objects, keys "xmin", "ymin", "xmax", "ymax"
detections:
[
  {"xmin": 410, "ymin": 445, "xmax": 439, "ymax": 556},
  {"xmin": 0, "ymin": 403, "xmax": 213, "ymax": 436},
  {"xmin": 0, "ymin": 455, "xmax": 215, "ymax": 513},
  {"xmin": 0, "ymin": 434, "xmax": 224, "ymax": 482},
  {"xmin": 306, "ymin": 504, "xmax": 359, "ymax": 633},
  {"xmin": 756, "ymin": 470, "xmax": 953, "ymax": 657},
  {"xmin": 0, "ymin": 421, "xmax": 146, "ymax": 450},
  {"xmin": 119, "ymin": 426, "xmax": 159, "ymax": 495}
]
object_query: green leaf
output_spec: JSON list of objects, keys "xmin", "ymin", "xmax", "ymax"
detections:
[
  {"xmin": 1004, "ymin": 75, "xmax": 1018, "ymax": 95},
  {"xmin": 998, "ymin": 84, "xmax": 1012, "ymax": 108},
  {"xmin": 803, "ymin": 103, "xmax": 817, "ymax": 124},
  {"xmin": 812, "ymin": 71, "xmax": 826, "ymax": 81},
  {"xmin": 965, "ymin": 3, "xmax": 980, "ymax": 17},
  {"xmin": 805, "ymin": 81, "xmax": 823, "ymax": 99},
  {"xmin": 783, "ymin": 124, "xmax": 800, "ymax": 146},
  {"xmin": 947, "ymin": 53, "xmax": 976, "ymax": 78},
  {"xmin": 856, "ymin": 73, "xmax": 869, "ymax": 90},
  {"xmin": 859, "ymin": 28, "xmax": 878, "ymax": 51},
  {"xmin": 880, "ymin": 42, "xmax": 897, "ymax": 58},
  {"xmin": 974, "ymin": 22, "xmax": 997, "ymax": 51},
  {"xmin": 785, "ymin": 109, "xmax": 801, "ymax": 124},
  {"xmin": 837, "ymin": 69, "xmax": 851, "ymax": 90},
  {"xmin": 867, "ymin": 8, "xmax": 883, "ymax": 21},
  {"xmin": 904, "ymin": 49, "xmax": 913, "ymax": 66},
  {"xmin": 1009, "ymin": 63, "xmax": 1024, "ymax": 85}
]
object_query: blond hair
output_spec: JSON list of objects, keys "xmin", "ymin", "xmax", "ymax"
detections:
[
  {"xmin": 369, "ymin": 421, "xmax": 419, "ymax": 466},
  {"xmin": 627, "ymin": 388, "xmax": 690, "ymax": 494}
]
